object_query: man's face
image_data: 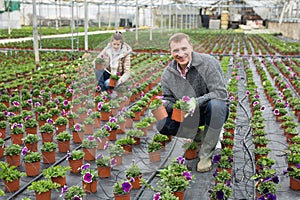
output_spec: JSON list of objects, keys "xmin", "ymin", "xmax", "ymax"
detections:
[{"xmin": 170, "ymin": 38, "xmax": 193, "ymax": 67}]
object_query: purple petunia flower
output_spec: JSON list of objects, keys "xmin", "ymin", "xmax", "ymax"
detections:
[
  {"xmin": 273, "ymin": 109, "xmax": 279, "ymax": 115},
  {"xmin": 176, "ymin": 156, "xmax": 185, "ymax": 164},
  {"xmin": 225, "ymin": 180, "xmax": 231, "ymax": 186},
  {"xmin": 87, "ymin": 109, "xmax": 92, "ymax": 116},
  {"xmin": 34, "ymin": 102, "xmax": 41, "ymax": 107},
  {"xmin": 96, "ymin": 137, "xmax": 102, "ymax": 143},
  {"xmin": 213, "ymin": 169, "xmax": 218, "ymax": 177},
  {"xmin": 246, "ymin": 90, "xmax": 250, "ymax": 95},
  {"xmin": 66, "ymin": 151, "xmax": 71, "ymax": 160},
  {"xmin": 129, "ymin": 177, "xmax": 135, "ymax": 182},
  {"xmin": 80, "ymin": 163, "xmax": 90, "ymax": 170},
  {"xmin": 260, "ymin": 105, "xmax": 266, "ymax": 111},
  {"xmin": 110, "ymin": 158, "xmax": 117, "ymax": 167},
  {"xmin": 121, "ymin": 181, "xmax": 132, "ymax": 193},
  {"xmin": 13, "ymin": 101, "xmax": 20, "ymax": 107},
  {"xmin": 213, "ymin": 154, "xmax": 221, "ymax": 163},
  {"xmin": 254, "ymin": 94, "xmax": 260, "ymax": 99},
  {"xmin": 17, "ymin": 123, "xmax": 23, "ymax": 128},
  {"xmin": 3, "ymin": 111, "xmax": 8, "ymax": 116},
  {"xmin": 21, "ymin": 146, "xmax": 28, "ymax": 156},
  {"xmin": 284, "ymin": 102, "xmax": 289, "ymax": 108},
  {"xmin": 87, "ymin": 135, "xmax": 95, "ymax": 141},
  {"xmin": 74, "ymin": 123, "xmax": 82, "ymax": 131},
  {"xmin": 27, "ymin": 99, "xmax": 32, "ymax": 104},
  {"xmin": 47, "ymin": 119, "xmax": 54, "ymax": 124},
  {"xmin": 216, "ymin": 190, "xmax": 224, "ymax": 200},
  {"xmin": 296, "ymin": 164, "xmax": 300, "ymax": 169},
  {"xmin": 109, "ymin": 117, "xmax": 117, "ymax": 123},
  {"xmin": 182, "ymin": 171, "xmax": 192, "ymax": 181},
  {"xmin": 253, "ymin": 101, "xmax": 260, "ymax": 106},
  {"xmin": 97, "ymin": 102, "xmax": 103, "ymax": 110},
  {"xmin": 60, "ymin": 185, "xmax": 68, "ymax": 197},
  {"xmin": 104, "ymin": 124, "xmax": 111, "ymax": 132},
  {"xmin": 182, "ymin": 96, "xmax": 190, "ymax": 102},
  {"xmin": 258, "ymin": 196, "xmax": 265, "ymax": 200},
  {"xmin": 83, "ymin": 172, "xmax": 93, "ymax": 183},
  {"xmin": 63, "ymin": 100, "xmax": 69, "ymax": 106},
  {"xmin": 272, "ymin": 175, "xmax": 279, "ymax": 184},
  {"xmin": 104, "ymin": 141, "xmax": 109, "ymax": 150},
  {"xmin": 96, "ymin": 85, "xmax": 101, "ymax": 91},
  {"xmin": 25, "ymin": 115, "xmax": 31, "ymax": 121},
  {"xmin": 267, "ymin": 193, "xmax": 276, "ymax": 200},
  {"xmin": 153, "ymin": 192, "xmax": 161, "ymax": 200},
  {"xmin": 96, "ymin": 153, "xmax": 103, "ymax": 160}
]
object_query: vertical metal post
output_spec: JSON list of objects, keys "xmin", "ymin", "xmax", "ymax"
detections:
[
  {"xmin": 84, "ymin": 0, "xmax": 88, "ymax": 51},
  {"xmin": 115, "ymin": 0, "xmax": 118, "ymax": 30},
  {"xmin": 55, "ymin": 0, "xmax": 58, "ymax": 32},
  {"xmin": 168, "ymin": 3, "xmax": 171, "ymax": 31},
  {"xmin": 181, "ymin": 4, "xmax": 183, "ymax": 30},
  {"xmin": 135, "ymin": 0, "xmax": 139, "ymax": 42},
  {"xmin": 160, "ymin": 0, "xmax": 163, "ymax": 32},
  {"xmin": 71, "ymin": 1, "xmax": 74, "ymax": 52},
  {"xmin": 175, "ymin": 3, "xmax": 178, "ymax": 31},
  {"xmin": 150, "ymin": 0, "xmax": 153, "ymax": 41},
  {"xmin": 32, "ymin": 0, "xmax": 40, "ymax": 66},
  {"xmin": 98, "ymin": 4, "xmax": 101, "ymax": 28}
]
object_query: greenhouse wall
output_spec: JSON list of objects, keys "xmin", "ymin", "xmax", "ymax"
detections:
[
  {"xmin": 0, "ymin": 10, "xmax": 21, "ymax": 29},
  {"xmin": 268, "ymin": 21, "xmax": 300, "ymax": 41}
]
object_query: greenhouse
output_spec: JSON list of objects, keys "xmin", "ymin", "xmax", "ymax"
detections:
[{"xmin": 0, "ymin": 0, "xmax": 299, "ymax": 200}]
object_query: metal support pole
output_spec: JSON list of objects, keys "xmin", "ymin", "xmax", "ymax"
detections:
[
  {"xmin": 168, "ymin": 4, "xmax": 171, "ymax": 31},
  {"xmin": 181, "ymin": 4, "xmax": 183, "ymax": 30},
  {"xmin": 55, "ymin": 0, "xmax": 58, "ymax": 32},
  {"xmin": 71, "ymin": 1, "xmax": 74, "ymax": 52},
  {"xmin": 150, "ymin": 0, "xmax": 153, "ymax": 41},
  {"xmin": 84, "ymin": 0, "xmax": 88, "ymax": 51},
  {"xmin": 135, "ymin": 0, "xmax": 139, "ymax": 42},
  {"xmin": 32, "ymin": 0, "xmax": 40, "ymax": 66},
  {"xmin": 98, "ymin": 4, "xmax": 101, "ymax": 28},
  {"xmin": 115, "ymin": 0, "xmax": 118, "ymax": 30},
  {"xmin": 160, "ymin": 0, "xmax": 163, "ymax": 32},
  {"xmin": 175, "ymin": 3, "xmax": 178, "ymax": 31}
]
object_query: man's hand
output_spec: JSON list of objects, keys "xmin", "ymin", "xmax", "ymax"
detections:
[{"xmin": 184, "ymin": 97, "xmax": 197, "ymax": 118}]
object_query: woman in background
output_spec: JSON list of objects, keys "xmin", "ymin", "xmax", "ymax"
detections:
[{"xmin": 95, "ymin": 32, "xmax": 132, "ymax": 91}]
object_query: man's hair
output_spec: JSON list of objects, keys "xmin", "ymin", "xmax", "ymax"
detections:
[
  {"xmin": 168, "ymin": 33, "xmax": 192, "ymax": 48},
  {"xmin": 111, "ymin": 32, "xmax": 124, "ymax": 43}
]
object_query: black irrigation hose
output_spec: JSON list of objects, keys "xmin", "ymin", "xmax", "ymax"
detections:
[{"xmin": 133, "ymin": 137, "xmax": 179, "ymax": 200}]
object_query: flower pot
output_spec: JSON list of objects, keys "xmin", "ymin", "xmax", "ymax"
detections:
[
  {"xmin": 6, "ymin": 154, "xmax": 21, "ymax": 167},
  {"xmin": 97, "ymin": 137, "xmax": 108, "ymax": 150},
  {"xmin": 0, "ymin": 127, "xmax": 6, "ymax": 138},
  {"xmin": 72, "ymin": 131, "xmax": 84, "ymax": 143},
  {"xmin": 51, "ymin": 176, "xmax": 66, "ymax": 187},
  {"xmin": 97, "ymin": 166, "xmax": 111, "ymax": 178},
  {"xmin": 10, "ymin": 133, "xmax": 24, "ymax": 145},
  {"xmin": 25, "ymin": 142, "xmax": 38, "ymax": 152},
  {"xmin": 151, "ymin": 105, "xmax": 168, "ymax": 121},
  {"xmin": 55, "ymin": 125, "xmax": 66, "ymax": 134},
  {"xmin": 25, "ymin": 161, "xmax": 40, "ymax": 176},
  {"xmin": 125, "ymin": 118, "xmax": 133, "ymax": 128},
  {"xmin": 100, "ymin": 111, "xmax": 110, "ymax": 121},
  {"xmin": 117, "ymin": 123, "xmax": 125, "ymax": 134},
  {"xmin": 149, "ymin": 151, "xmax": 161, "ymax": 162},
  {"xmin": 108, "ymin": 130, "xmax": 117, "ymax": 141},
  {"xmin": 82, "ymin": 180, "xmax": 97, "ymax": 193},
  {"xmin": 84, "ymin": 124, "xmax": 94, "ymax": 135},
  {"xmin": 26, "ymin": 127, "xmax": 38, "ymax": 135},
  {"xmin": 173, "ymin": 190, "xmax": 185, "ymax": 200},
  {"xmin": 35, "ymin": 190, "xmax": 51, "ymax": 200},
  {"xmin": 42, "ymin": 151, "xmax": 56, "ymax": 164},
  {"xmin": 83, "ymin": 148, "xmax": 96, "ymax": 161},
  {"xmin": 41, "ymin": 132, "xmax": 54, "ymax": 143},
  {"xmin": 184, "ymin": 149, "xmax": 197, "ymax": 160},
  {"xmin": 113, "ymin": 155, "xmax": 123, "ymax": 166},
  {"xmin": 130, "ymin": 176, "xmax": 142, "ymax": 190},
  {"xmin": 109, "ymin": 79, "xmax": 117, "ymax": 87},
  {"xmin": 114, "ymin": 193, "xmax": 130, "ymax": 200},
  {"xmin": 290, "ymin": 177, "xmax": 300, "ymax": 191},
  {"xmin": 57, "ymin": 140, "xmax": 70, "ymax": 153},
  {"xmin": 69, "ymin": 159, "xmax": 83, "ymax": 173},
  {"xmin": 132, "ymin": 137, "xmax": 141, "ymax": 145},
  {"xmin": 171, "ymin": 108, "xmax": 186, "ymax": 122},
  {"xmin": 4, "ymin": 178, "xmax": 20, "ymax": 192},
  {"xmin": 122, "ymin": 145, "xmax": 132, "ymax": 154},
  {"xmin": 0, "ymin": 145, "xmax": 4, "ymax": 158},
  {"xmin": 132, "ymin": 111, "xmax": 141, "ymax": 121}
]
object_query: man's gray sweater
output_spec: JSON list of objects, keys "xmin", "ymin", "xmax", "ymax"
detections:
[{"xmin": 161, "ymin": 52, "xmax": 229, "ymax": 113}]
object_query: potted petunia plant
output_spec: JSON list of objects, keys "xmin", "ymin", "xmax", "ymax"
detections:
[
  {"xmin": 28, "ymin": 179, "xmax": 60, "ymax": 200},
  {"xmin": 113, "ymin": 179, "xmax": 132, "ymax": 200},
  {"xmin": 0, "ymin": 161, "xmax": 26, "ymax": 192},
  {"xmin": 172, "ymin": 96, "xmax": 191, "ymax": 122},
  {"xmin": 80, "ymin": 163, "xmax": 98, "ymax": 193},
  {"xmin": 209, "ymin": 182, "xmax": 233, "ymax": 200},
  {"xmin": 62, "ymin": 185, "xmax": 85, "ymax": 200},
  {"xmin": 67, "ymin": 149, "xmax": 85, "ymax": 173}
]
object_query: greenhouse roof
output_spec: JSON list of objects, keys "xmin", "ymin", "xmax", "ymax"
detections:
[{"xmin": 22, "ymin": 0, "xmax": 285, "ymax": 8}]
